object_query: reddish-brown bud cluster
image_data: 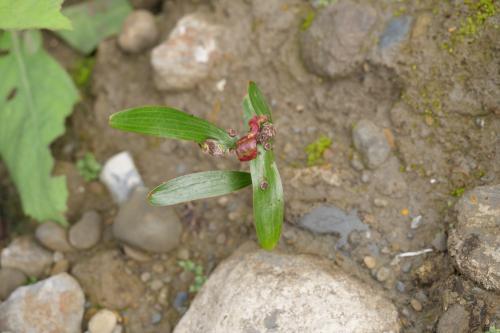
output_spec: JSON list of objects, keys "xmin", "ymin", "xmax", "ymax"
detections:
[{"xmin": 236, "ymin": 115, "xmax": 275, "ymax": 162}]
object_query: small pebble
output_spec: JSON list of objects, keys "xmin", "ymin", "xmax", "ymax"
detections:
[
  {"xmin": 123, "ymin": 245, "xmax": 152, "ymax": 262},
  {"xmin": 150, "ymin": 279, "xmax": 163, "ymax": 291},
  {"xmin": 376, "ymin": 267, "xmax": 391, "ymax": 282},
  {"xmin": 395, "ymin": 281, "xmax": 406, "ymax": 293},
  {"xmin": 373, "ymin": 198, "xmax": 388, "ymax": 207},
  {"xmin": 363, "ymin": 256, "xmax": 377, "ymax": 269},
  {"xmin": 140, "ymin": 272, "xmax": 151, "ymax": 282},
  {"xmin": 410, "ymin": 298, "xmax": 423, "ymax": 312},
  {"xmin": 151, "ymin": 311, "xmax": 162, "ymax": 325},
  {"xmin": 88, "ymin": 309, "xmax": 118, "ymax": 333},
  {"xmin": 217, "ymin": 196, "xmax": 229, "ymax": 206},
  {"xmin": 35, "ymin": 221, "xmax": 74, "ymax": 252},
  {"xmin": 401, "ymin": 262, "xmax": 412, "ymax": 273},
  {"xmin": 152, "ymin": 263, "xmax": 164, "ymax": 274},
  {"xmin": 158, "ymin": 287, "xmax": 169, "ymax": 306},
  {"xmin": 410, "ymin": 215, "xmax": 423, "ymax": 229},
  {"xmin": 69, "ymin": 210, "xmax": 102, "ymax": 250},
  {"xmin": 228, "ymin": 211, "xmax": 239, "ymax": 221},
  {"xmin": 118, "ymin": 10, "xmax": 158, "ymax": 53},
  {"xmin": 173, "ymin": 291, "xmax": 189, "ymax": 313},
  {"xmin": 361, "ymin": 171, "xmax": 370, "ymax": 183},
  {"xmin": 51, "ymin": 259, "xmax": 69, "ymax": 275}
]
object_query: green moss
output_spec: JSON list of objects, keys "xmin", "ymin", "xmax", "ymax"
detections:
[
  {"xmin": 71, "ymin": 57, "xmax": 95, "ymax": 88},
  {"xmin": 76, "ymin": 152, "xmax": 102, "ymax": 182},
  {"xmin": 305, "ymin": 135, "xmax": 332, "ymax": 166},
  {"xmin": 178, "ymin": 260, "xmax": 207, "ymax": 293},
  {"xmin": 451, "ymin": 187, "xmax": 466, "ymax": 197},
  {"xmin": 301, "ymin": 11, "xmax": 316, "ymax": 31}
]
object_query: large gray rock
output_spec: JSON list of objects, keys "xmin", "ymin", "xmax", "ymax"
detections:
[
  {"xmin": 0, "ymin": 268, "xmax": 26, "ymax": 301},
  {"xmin": 35, "ymin": 221, "xmax": 74, "ymax": 252},
  {"xmin": 448, "ymin": 184, "xmax": 500, "ymax": 291},
  {"xmin": 1, "ymin": 236, "xmax": 53, "ymax": 277},
  {"xmin": 300, "ymin": 0, "xmax": 378, "ymax": 79},
  {"xmin": 113, "ymin": 186, "xmax": 182, "ymax": 253},
  {"xmin": 0, "ymin": 273, "xmax": 85, "ymax": 333},
  {"xmin": 72, "ymin": 250, "xmax": 145, "ymax": 309},
  {"xmin": 174, "ymin": 243, "xmax": 400, "ymax": 333},
  {"xmin": 352, "ymin": 119, "xmax": 391, "ymax": 169},
  {"xmin": 151, "ymin": 13, "xmax": 221, "ymax": 91},
  {"xmin": 118, "ymin": 10, "xmax": 159, "ymax": 54}
]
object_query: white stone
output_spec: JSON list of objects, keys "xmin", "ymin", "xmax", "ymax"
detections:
[
  {"xmin": 88, "ymin": 309, "xmax": 118, "ymax": 333},
  {"xmin": 100, "ymin": 151, "xmax": 143, "ymax": 204}
]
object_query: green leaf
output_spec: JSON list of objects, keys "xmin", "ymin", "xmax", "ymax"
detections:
[
  {"xmin": 243, "ymin": 88, "xmax": 284, "ymax": 250},
  {"xmin": 0, "ymin": 0, "xmax": 72, "ymax": 30},
  {"xmin": 248, "ymin": 81, "xmax": 272, "ymax": 122},
  {"xmin": 109, "ymin": 106, "xmax": 237, "ymax": 149},
  {"xmin": 55, "ymin": 0, "xmax": 131, "ymax": 54},
  {"xmin": 149, "ymin": 171, "xmax": 252, "ymax": 206},
  {"xmin": 0, "ymin": 31, "xmax": 79, "ymax": 224}
]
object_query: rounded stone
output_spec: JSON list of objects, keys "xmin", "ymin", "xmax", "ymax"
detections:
[
  {"xmin": 69, "ymin": 210, "xmax": 102, "ymax": 250},
  {"xmin": 352, "ymin": 119, "xmax": 391, "ymax": 169},
  {"xmin": 118, "ymin": 10, "xmax": 158, "ymax": 54},
  {"xmin": 363, "ymin": 256, "xmax": 377, "ymax": 269},
  {"xmin": 35, "ymin": 221, "xmax": 74, "ymax": 252},
  {"xmin": 113, "ymin": 187, "xmax": 182, "ymax": 253},
  {"xmin": 174, "ymin": 242, "xmax": 400, "ymax": 332},
  {"xmin": 88, "ymin": 309, "xmax": 118, "ymax": 333},
  {"xmin": 1, "ymin": 236, "xmax": 53, "ymax": 278}
]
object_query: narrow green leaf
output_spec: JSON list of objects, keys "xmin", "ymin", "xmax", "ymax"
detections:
[
  {"xmin": 248, "ymin": 81, "xmax": 272, "ymax": 122},
  {"xmin": 0, "ymin": 31, "xmax": 79, "ymax": 224},
  {"xmin": 243, "ymin": 83, "xmax": 284, "ymax": 250},
  {"xmin": 250, "ymin": 147, "xmax": 284, "ymax": 250},
  {"xmin": 0, "ymin": 0, "xmax": 72, "ymax": 30},
  {"xmin": 149, "ymin": 171, "xmax": 252, "ymax": 206},
  {"xmin": 109, "ymin": 106, "xmax": 236, "ymax": 148},
  {"xmin": 55, "ymin": 0, "xmax": 131, "ymax": 54}
]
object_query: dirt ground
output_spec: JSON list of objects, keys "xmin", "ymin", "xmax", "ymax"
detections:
[{"xmin": 1, "ymin": 0, "xmax": 499, "ymax": 332}]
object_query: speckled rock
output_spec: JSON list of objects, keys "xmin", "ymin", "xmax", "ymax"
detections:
[
  {"xmin": 0, "ymin": 273, "xmax": 84, "ymax": 333},
  {"xmin": 118, "ymin": 10, "xmax": 158, "ymax": 53},
  {"xmin": 300, "ymin": 0, "xmax": 378, "ymax": 79},
  {"xmin": 448, "ymin": 184, "xmax": 500, "ymax": 291},
  {"xmin": 1, "ymin": 236, "xmax": 53, "ymax": 277},
  {"xmin": 35, "ymin": 221, "xmax": 74, "ymax": 252},
  {"xmin": 151, "ymin": 13, "xmax": 221, "ymax": 91},
  {"xmin": 69, "ymin": 210, "xmax": 102, "ymax": 250},
  {"xmin": 0, "ymin": 268, "xmax": 26, "ymax": 301},
  {"xmin": 72, "ymin": 250, "xmax": 144, "ymax": 309},
  {"xmin": 174, "ymin": 243, "xmax": 400, "ymax": 333},
  {"xmin": 113, "ymin": 187, "xmax": 182, "ymax": 253}
]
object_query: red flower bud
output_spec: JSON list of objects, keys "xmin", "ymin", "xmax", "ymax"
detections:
[{"xmin": 236, "ymin": 134, "xmax": 257, "ymax": 162}]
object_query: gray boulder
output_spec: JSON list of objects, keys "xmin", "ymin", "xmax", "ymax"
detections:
[{"xmin": 174, "ymin": 243, "xmax": 400, "ymax": 333}]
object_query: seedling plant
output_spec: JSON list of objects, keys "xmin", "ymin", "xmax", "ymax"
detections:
[{"xmin": 109, "ymin": 82, "xmax": 284, "ymax": 250}]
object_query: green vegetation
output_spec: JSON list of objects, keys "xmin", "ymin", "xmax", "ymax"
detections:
[
  {"xmin": 110, "ymin": 82, "xmax": 284, "ymax": 250},
  {"xmin": 305, "ymin": 135, "xmax": 332, "ymax": 166},
  {"xmin": 0, "ymin": 0, "xmax": 71, "ymax": 30},
  {"xmin": 486, "ymin": 326, "xmax": 500, "ymax": 333},
  {"xmin": 451, "ymin": 187, "xmax": 466, "ymax": 197},
  {"xmin": 76, "ymin": 153, "xmax": 102, "ymax": 182},
  {"xmin": 301, "ymin": 11, "xmax": 316, "ymax": 31},
  {"xmin": 178, "ymin": 260, "xmax": 208, "ymax": 293},
  {"xmin": 72, "ymin": 57, "xmax": 96, "ymax": 88}
]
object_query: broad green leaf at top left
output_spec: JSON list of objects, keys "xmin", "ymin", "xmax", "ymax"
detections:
[
  {"xmin": 0, "ymin": 0, "xmax": 72, "ymax": 30},
  {"xmin": 0, "ymin": 31, "xmax": 79, "ymax": 224},
  {"xmin": 55, "ymin": 0, "xmax": 132, "ymax": 54}
]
